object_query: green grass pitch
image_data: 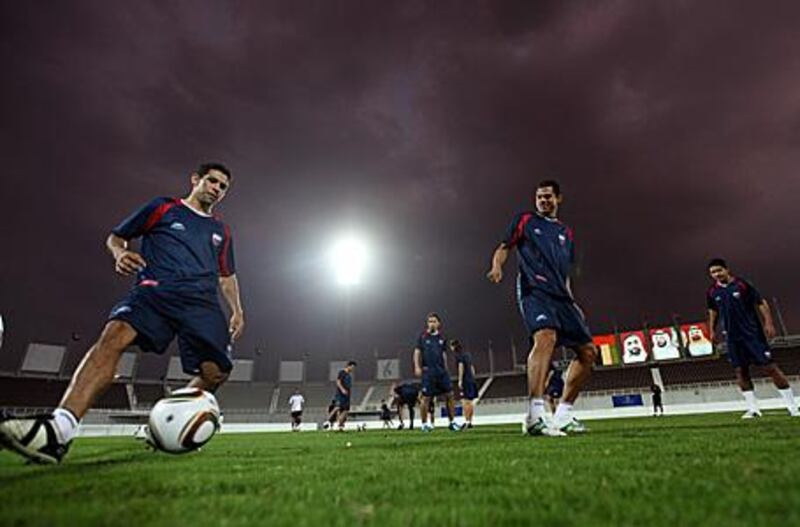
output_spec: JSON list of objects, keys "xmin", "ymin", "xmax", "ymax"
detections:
[{"xmin": 1, "ymin": 412, "xmax": 798, "ymax": 527}]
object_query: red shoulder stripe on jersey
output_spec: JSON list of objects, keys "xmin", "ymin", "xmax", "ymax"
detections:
[
  {"xmin": 509, "ymin": 213, "xmax": 533, "ymax": 247},
  {"xmin": 218, "ymin": 223, "xmax": 233, "ymax": 277},
  {"xmin": 143, "ymin": 199, "xmax": 180, "ymax": 233}
]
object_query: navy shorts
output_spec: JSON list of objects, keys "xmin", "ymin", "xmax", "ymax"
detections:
[
  {"xmin": 397, "ymin": 388, "xmax": 419, "ymax": 406},
  {"xmin": 726, "ymin": 339, "xmax": 773, "ymax": 368},
  {"xmin": 108, "ymin": 283, "xmax": 233, "ymax": 375},
  {"xmin": 518, "ymin": 289, "xmax": 593, "ymax": 348},
  {"xmin": 334, "ymin": 392, "xmax": 351, "ymax": 411},
  {"xmin": 422, "ymin": 368, "xmax": 452, "ymax": 397},
  {"xmin": 461, "ymin": 380, "xmax": 479, "ymax": 400}
]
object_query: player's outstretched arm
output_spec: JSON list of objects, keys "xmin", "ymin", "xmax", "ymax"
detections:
[
  {"xmin": 757, "ymin": 300, "xmax": 777, "ymax": 340},
  {"xmin": 219, "ymin": 274, "xmax": 245, "ymax": 341},
  {"xmin": 486, "ymin": 243, "xmax": 509, "ymax": 283},
  {"xmin": 106, "ymin": 234, "xmax": 147, "ymax": 276}
]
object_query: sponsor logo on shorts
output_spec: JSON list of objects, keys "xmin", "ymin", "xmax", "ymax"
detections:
[
  {"xmin": 536, "ymin": 314, "xmax": 548, "ymax": 322},
  {"xmin": 212, "ymin": 233, "xmax": 224, "ymax": 247},
  {"xmin": 170, "ymin": 222, "xmax": 186, "ymax": 231},
  {"xmin": 764, "ymin": 351, "xmax": 772, "ymax": 359},
  {"xmin": 111, "ymin": 305, "xmax": 132, "ymax": 316}
]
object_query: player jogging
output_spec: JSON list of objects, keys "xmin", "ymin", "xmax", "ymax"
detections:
[
  {"xmin": 327, "ymin": 361, "xmax": 356, "ymax": 431},
  {"xmin": 706, "ymin": 258, "xmax": 798, "ymax": 418},
  {"xmin": 413, "ymin": 313, "xmax": 462, "ymax": 432},
  {"xmin": 0, "ymin": 163, "xmax": 244, "ymax": 464},
  {"xmin": 451, "ymin": 339, "xmax": 478, "ymax": 429},
  {"xmin": 487, "ymin": 180, "xmax": 597, "ymax": 436},
  {"xmin": 288, "ymin": 389, "xmax": 305, "ymax": 431}
]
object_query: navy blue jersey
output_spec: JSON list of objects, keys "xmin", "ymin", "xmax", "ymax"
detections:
[
  {"xmin": 502, "ymin": 212, "xmax": 575, "ymax": 300},
  {"xmin": 707, "ymin": 278, "xmax": 765, "ymax": 342},
  {"xmin": 112, "ymin": 197, "xmax": 236, "ymax": 292},
  {"xmin": 456, "ymin": 351, "xmax": 475, "ymax": 384},
  {"xmin": 337, "ymin": 369, "xmax": 352, "ymax": 392},
  {"xmin": 416, "ymin": 331, "xmax": 448, "ymax": 371}
]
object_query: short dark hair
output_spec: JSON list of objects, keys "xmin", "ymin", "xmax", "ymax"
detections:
[
  {"xmin": 347, "ymin": 360, "xmax": 357, "ymax": 367},
  {"xmin": 426, "ymin": 312, "xmax": 442, "ymax": 322},
  {"xmin": 449, "ymin": 339, "xmax": 462, "ymax": 352},
  {"xmin": 708, "ymin": 258, "xmax": 728, "ymax": 270},
  {"xmin": 537, "ymin": 179, "xmax": 561, "ymax": 196},
  {"xmin": 197, "ymin": 162, "xmax": 232, "ymax": 181}
]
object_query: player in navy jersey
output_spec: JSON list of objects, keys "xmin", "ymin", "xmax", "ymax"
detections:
[
  {"xmin": 0, "ymin": 163, "xmax": 245, "ymax": 464},
  {"xmin": 451, "ymin": 340, "xmax": 478, "ymax": 429},
  {"xmin": 487, "ymin": 180, "xmax": 597, "ymax": 436},
  {"xmin": 326, "ymin": 361, "xmax": 356, "ymax": 431},
  {"xmin": 413, "ymin": 313, "xmax": 462, "ymax": 432},
  {"xmin": 706, "ymin": 258, "xmax": 798, "ymax": 418}
]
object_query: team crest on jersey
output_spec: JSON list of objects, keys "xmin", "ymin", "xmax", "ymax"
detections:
[
  {"xmin": 211, "ymin": 233, "xmax": 223, "ymax": 247},
  {"xmin": 533, "ymin": 228, "xmax": 542, "ymax": 235},
  {"xmin": 169, "ymin": 222, "xmax": 186, "ymax": 231},
  {"xmin": 733, "ymin": 291, "xmax": 741, "ymax": 299}
]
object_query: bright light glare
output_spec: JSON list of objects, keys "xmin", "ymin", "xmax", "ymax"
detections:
[{"xmin": 329, "ymin": 237, "xmax": 368, "ymax": 286}]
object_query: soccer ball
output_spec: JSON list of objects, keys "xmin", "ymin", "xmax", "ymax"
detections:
[{"xmin": 147, "ymin": 388, "xmax": 220, "ymax": 454}]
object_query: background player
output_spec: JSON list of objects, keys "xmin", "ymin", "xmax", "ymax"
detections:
[
  {"xmin": 413, "ymin": 313, "xmax": 461, "ymax": 432},
  {"xmin": 706, "ymin": 258, "xmax": 798, "ymax": 418},
  {"xmin": 288, "ymin": 389, "xmax": 305, "ymax": 431},
  {"xmin": 327, "ymin": 361, "xmax": 357, "ymax": 431},
  {"xmin": 544, "ymin": 362, "xmax": 565, "ymax": 415},
  {"xmin": 650, "ymin": 384, "xmax": 664, "ymax": 416},
  {"xmin": 0, "ymin": 163, "xmax": 244, "ymax": 464},
  {"xmin": 451, "ymin": 339, "xmax": 478, "ymax": 429},
  {"xmin": 392, "ymin": 381, "xmax": 421, "ymax": 430},
  {"xmin": 487, "ymin": 180, "xmax": 597, "ymax": 436}
]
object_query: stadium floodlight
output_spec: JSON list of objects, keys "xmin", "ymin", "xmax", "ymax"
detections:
[{"xmin": 329, "ymin": 236, "xmax": 368, "ymax": 286}]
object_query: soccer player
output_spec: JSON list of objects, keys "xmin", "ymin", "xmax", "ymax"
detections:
[
  {"xmin": 413, "ymin": 313, "xmax": 462, "ymax": 432},
  {"xmin": 706, "ymin": 258, "xmax": 798, "ymax": 418},
  {"xmin": 0, "ymin": 163, "xmax": 244, "ymax": 464},
  {"xmin": 451, "ymin": 339, "xmax": 478, "ymax": 429},
  {"xmin": 487, "ymin": 180, "xmax": 597, "ymax": 436},
  {"xmin": 288, "ymin": 389, "xmax": 305, "ymax": 431},
  {"xmin": 650, "ymin": 384, "xmax": 664, "ymax": 416},
  {"xmin": 392, "ymin": 381, "xmax": 421, "ymax": 430},
  {"xmin": 327, "ymin": 361, "xmax": 356, "ymax": 430},
  {"xmin": 544, "ymin": 362, "xmax": 565, "ymax": 415}
]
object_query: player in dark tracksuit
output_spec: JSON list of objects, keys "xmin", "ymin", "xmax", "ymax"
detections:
[
  {"xmin": 413, "ymin": 313, "xmax": 462, "ymax": 432},
  {"xmin": 452, "ymin": 340, "xmax": 479, "ymax": 429},
  {"xmin": 392, "ymin": 382, "xmax": 421, "ymax": 430},
  {"xmin": 0, "ymin": 163, "xmax": 245, "ymax": 465},
  {"xmin": 487, "ymin": 180, "xmax": 597, "ymax": 436},
  {"xmin": 706, "ymin": 258, "xmax": 798, "ymax": 418}
]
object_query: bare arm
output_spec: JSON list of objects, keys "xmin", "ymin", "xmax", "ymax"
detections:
[
  {"xmin": 336, "ymin": 378, "xmax": 347, "ymax": 395},
  {"xmin": 757, "ymin": 300, "xmax": 777, "ymax": 339},
  {"xmin": 458, "ymin": 362, "xmax": 464, "ymax": 387},
  {"xmin": 707, "ymin": 309, "xmax": 718, "ymax": 343},
  {"xmin": 219, "ymin": 274, "xmax": 245, "ymax": 341},
  {"xmin": 486, "ymin": 243, "xmax": 509, "ymax": 283},
  {"xmin": 106, "ymin": 234, "xmax": 147, "ymax": 276},
  {"xmin": 413, "ymin": 348, "xmax": 422, "ymax": 377}
]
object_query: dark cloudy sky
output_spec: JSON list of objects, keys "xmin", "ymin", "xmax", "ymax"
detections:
[{"xmin": 2, "ymin": 1, "xmax": 799, "ymax": 378}]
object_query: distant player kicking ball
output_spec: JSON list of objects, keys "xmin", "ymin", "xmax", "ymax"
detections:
[
  {"xmin": 413, "ymin": 313, "xmax": 462, "ymax": 432},
  {"xmin": 487, "ymin": 180, "xmax": 597, "ymax": 437},
  {"xmin": 706, "ymin": 258, "xmax": 798, "ymax": 418},
  {"xmin": 326, "ymin": 361, "xmax": 356, "ymax": 431},
  {"xmin": 0, "ymin": 163, "xmax": 245, "ymax": 464},
  {"xmin": 451, "ymin": 340, "xmax": 478, "ymax": 428}
]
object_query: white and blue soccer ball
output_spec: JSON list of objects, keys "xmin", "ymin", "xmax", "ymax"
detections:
[{"xmin": 147, "ymin": 388, "xmax": 220, "ymax": 454}]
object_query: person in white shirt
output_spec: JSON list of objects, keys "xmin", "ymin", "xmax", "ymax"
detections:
[{"xmin": 288, "ymin": 389, "xmax": 305, "ymax": 431}]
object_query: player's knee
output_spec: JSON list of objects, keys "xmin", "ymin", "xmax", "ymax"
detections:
[
  {"xmin": 532, "ymin": 330, "xmax": 556, "ymax": 349},
  {"xmin": 96, "ymin": 321, "xmax": 135, "ymax": 353},
  {"xmin": 580, "ymin": 344, "xmax": 598, "ymax": 364}
]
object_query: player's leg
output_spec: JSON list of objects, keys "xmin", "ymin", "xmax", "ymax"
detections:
[
  {"xmin": 735, "ymin": 365, "xmax": 761, "ymax": 418},
  {"xmin": 761, "ymin": 363, "xmax": 799, "ymax": 415},
  {"xmin": 420, "ymin": 395, "xmax": 432, "ymax": 431},
  {"xmin": 524, "ymin": 328, "xmax": 559, "ymax": 435},
  {"xmin": 561, "ymin": 343, "xmax": 597, "ymax": 404},
  {"xmin": 408, "ymin": 403, "xmax": 415, "ymax": 429},
  {"xmin": 0, "ymin": 320, "xmax": 138, "ymax": 464},
  {"xmin": 464, "ymin": 400, "xmax": 474, "ymax": 425}
]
